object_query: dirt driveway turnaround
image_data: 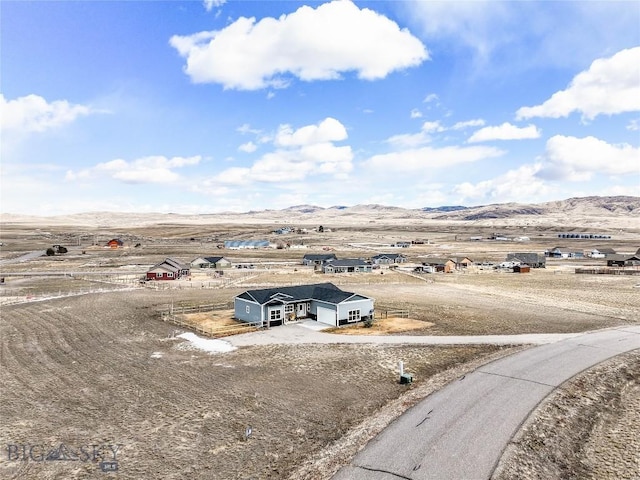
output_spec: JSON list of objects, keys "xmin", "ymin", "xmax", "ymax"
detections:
[{"xmin": 224, "ymin": 321, "xmax": 584, "ymax": 347}]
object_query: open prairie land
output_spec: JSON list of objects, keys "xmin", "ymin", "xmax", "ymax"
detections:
[{"xmin": 0, "ymin": 208, "xmax": 638, "ymax": 479}]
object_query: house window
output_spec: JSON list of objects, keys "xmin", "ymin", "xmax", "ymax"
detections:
[
  {"xmin": 285, "ymin": 304, "xmax": 294, "ymax": 313},
  {"xmin": 167, "ymin": 272, "xmax": 173, "ymax": 278},
  {"xmin": 348, "ymin": 310, "xmax": 361, "ymax": 322},
  {"xmin": 270, "ymin": 309, "xmax": 282, "ymax": 320},
  {"xmin": 245, "ymin": 306, "xmax": 250, "ymax": 314}
]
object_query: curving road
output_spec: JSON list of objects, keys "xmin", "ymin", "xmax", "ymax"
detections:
[{"xmin": 331, "ymin": 325, "xmax": 640, "ymax": 480}]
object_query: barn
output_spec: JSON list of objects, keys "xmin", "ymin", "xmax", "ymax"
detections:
[
  {"xmin": 234, "ymin": 283, "xmax": 374, "ymax": 328},
  {"xmin": 106, "ymin": 239, "xmax": 123, "ymax": 248}
]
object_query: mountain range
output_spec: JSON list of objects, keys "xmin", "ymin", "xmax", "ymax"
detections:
[{"xmin": 1, "ymin": 196, "xmax": 638, "ymax": 229}]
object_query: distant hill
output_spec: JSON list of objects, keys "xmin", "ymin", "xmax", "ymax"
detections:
[
  {"xmin": 1, "ymin": 196, "xmax": 638, "ymax": 229},
  {"xmin": 421, "ymin": 205, "xmax": 468, "ymax": 213}
]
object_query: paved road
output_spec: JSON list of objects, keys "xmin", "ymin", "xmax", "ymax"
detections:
[
  {"xmin": 225, "ymin": 321, "xmax": 585, "ymax": 347},
  {"xmin": 331, "ymin": 325, "xmax": 640, "ymax": 480}
]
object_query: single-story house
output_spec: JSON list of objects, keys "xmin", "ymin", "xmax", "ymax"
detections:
[
  {"xmin": 191, "ymin": 256, "xmax": 232, "ymax": 269},
  {"xmin": 422, "ymin": 258, "xmax": 456, "ymax": 273},
  {"xmin": 302, "ymin": 253, "xmax": 338, "ymax": 266},
  {"xmin": 146, "ymin": 257, "xmax": 190, "ymax": 280},
  {"xmin": 224, "ymin": 240, "xmax": 270, "ymax": 249},
  {"xmin": 452, "ymin": 257, "xmax": 473, "ymax": 268},
  {"xmin": 545, "ymin": 247, "xmax": 584, "ymax": 258},
  {"xmin": 393, "ymin": 241, "xmax": 411, "ymax": 248},
  {"xmin": 106, "ymin": 239, "xmax": 123, "ymax": 248},
  {"xmin": 322, "ymin": 259, "xmax": 372, "ymax": 273},
  {"xmin": 506, "ymin": 253, "xmax": 546, "ymax": 268},
  {"xmin": 371, "ymin": 253, "xmax": 407, "ymax": 265},
  {"xmin": 589, "ymin": 247, "xmax": 616, "ymax": 258},
  {"xmin": 413, "ymin": 265, "xmax": 435, "ymax": 273},
  {"xmin": 607, "ymin": 254, "xmax": 640, "ymax": 267},
  {"xmin": 234, "ymin": 282, "xmax": 374, "ymax": 327}
]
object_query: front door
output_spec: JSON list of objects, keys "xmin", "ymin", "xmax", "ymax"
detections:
[{"xmin": 297, "ymin": 303, "xmax": 307, "ymax": 318}]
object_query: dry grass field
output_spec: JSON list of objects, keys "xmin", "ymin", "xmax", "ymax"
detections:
[{"xmin": 1, "ymin": 207, "xmax": 639, "ymax": 479}]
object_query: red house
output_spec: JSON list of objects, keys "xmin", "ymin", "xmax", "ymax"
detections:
[
  {"xmin": 146, "ymin": 257, "xmax": 190, "ymax": 280},
  {"xmin": 106, "ymin": 239, "xmax": 124, "ymax": 248}
]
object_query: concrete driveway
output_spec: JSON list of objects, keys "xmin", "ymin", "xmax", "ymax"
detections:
[
  {"xmin": 331, "ymin": 325, "xmax": 640, "ymax": 480},
  {"xmin": 225, "ymin": 320, "xmax": 584, "ymax": 347}
]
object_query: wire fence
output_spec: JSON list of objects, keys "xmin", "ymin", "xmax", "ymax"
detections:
[
  {"xmin": 0, "ymin": 286, "xmax": 140, "ymax": 306},
  {"xmin": 575, "ymin": 267, "xmax": 640, "ymax": 275},
  {"xmin": 160, "ymin": 302, "xmax": 261, "ymax": 338}
]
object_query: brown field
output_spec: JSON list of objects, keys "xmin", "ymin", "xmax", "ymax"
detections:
[{"xmin": 1, "ymin": 216, "xmax": 638, "ymax": 479}]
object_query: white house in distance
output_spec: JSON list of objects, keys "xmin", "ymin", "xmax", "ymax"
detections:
[
  {"xmin": 371, "ymin": 253, "xmax": 407, "ymax": 265},
  {"xmin": 191, "ymin": 256, "xmax": 232, "ymax": 269},
  {"xmin": 234, "ymin": 283, "xmax": 374, "ymax": 328}
]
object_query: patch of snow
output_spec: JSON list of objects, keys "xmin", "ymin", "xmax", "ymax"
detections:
[
  {"xmin": 150, "ymin": 352, "xmax": 163, "ymax": 359},
  {"xmin": 176, "ymin": 332, "xmax": 236, "ymax": 354}
]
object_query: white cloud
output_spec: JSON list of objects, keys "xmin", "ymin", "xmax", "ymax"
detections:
[
  {"xmin": 275, "ymin": 117, "xmax": 347, "ymax": 147},
  {"xmin": 516, "ymin": 47, "xmax": 640, "ymax": 120},
  {"xmin": 452, "ymin": 119, "xmax": 485, "ymax": 130},
  {"xmin": 410, "ymin": 109, "xmax": 423, "ymax": 119},
  {"xmin": 627, "ymin": 119, "xmax": 640, "ymax": 131},
  {"xmin": 364, "ymin": 144, "xmax": 504, "ymax": 173},
  {"xmin": 468, "ymin": 122, "xmax": 541, "ymax": 142},
  {"xmin": 537, "ymin": 135, "xmax": 640, "ymax": 181},
  {"xmin": 405, "ymin": 2, "xmax": 640, "ymax": 72},
  {"xmin": 67, "ymin": 155, "xmax": 201, "ymax": 184},
  {"xmin": 407, "ymin": 1, "xmax": 512, "ymax": 64},
  {"xmin": 169, "ymin": 0, "xmax": 428, "ymax": 90},
  {"xmin": 421, "ymin": 121, "xmax": 445, "ymax": 133},
  {"xmin": 453, "ymin": 163, "xmax": 552, "ymax": 202},
  {"xmin": 238, "ymin": 141, "xmax": 257, "ymax": 153},
  {"xmin": 207, "ymin": 118, "xmax": 353, "ymax": 187},
  {"xmin": 203, "ymin": 0, "xmax": 226, "ymax": 12},
  {"xmin": 385, "ymin": 121, "xmax": 444, "ymax": 148},
  {"xmin": 423, "ymin": 93, "xmax": 439, "ymax": 103},
  {"xmin": 0, "ymin": 94, "xmax": 92, "ymax": 133}
]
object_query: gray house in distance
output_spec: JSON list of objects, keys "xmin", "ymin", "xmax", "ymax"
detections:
[
  {"xmin": 506, "ymin": 252, "xmax": 546, "ymax": 268},
  {"xmin": 234, "ymin": 283, "xmax": 374, "ymax": 327},
  {"xmin": 322, "ymin": 258, "xmax": 372, "ymax": 273},
  {"xmin": 371, "ymin": 253, "xmax": 407, "ymax": 265},
  {"xmin": 302, "ymin": 253, "xmax": 338, "ymax": 266},
  {"xmin": 190, "ymin": 256, "xmax": 232, "ymax": 269}
]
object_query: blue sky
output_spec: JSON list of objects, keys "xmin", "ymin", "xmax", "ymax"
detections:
[{"xmin": 1, "ymin": 0, "xmax": 639, "ymax": 215}]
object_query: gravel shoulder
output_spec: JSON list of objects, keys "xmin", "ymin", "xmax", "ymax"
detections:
[{"xmin": 493, "ymin": 350, "xmax": 640, "ymax": 480}]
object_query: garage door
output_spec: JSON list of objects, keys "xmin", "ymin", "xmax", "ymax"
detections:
[{"xmin": 317, "ymin": 306, "xmax": 337, "ymax": 326}]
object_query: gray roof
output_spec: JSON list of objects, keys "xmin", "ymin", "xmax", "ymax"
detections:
[
  {"xmin": 150, "ymin": 257, "xmax": 189, "ymax": 272},
  {"xmin": 506, "ymin": 253, "xmax": 545, "ymax": 264},
  {"xmin": 325, "ymin": 258, "xmax": 370, "ymax": 267},
  {"xmin": 237, "ymin": 283, "xmax": 369, "ymax": 305},
  {"xmin": 591, "ymin": 247, "xmax": 616, "ymax": 254},
  {"xmin": 372, "ymin": 253, "xmax": 405, "ymax": 260},
  {"xmin": 303, "ymin": 254, "xmax": 337, "ymax": 261},
  {"xmin": 224, "ymin": 240, "xmax": 269, "ymax": 247},
  {"xmin": 203, "ymin": 256, "xmax": 227, "ymax": 263}
]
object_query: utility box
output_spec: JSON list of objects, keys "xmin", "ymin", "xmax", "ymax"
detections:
[{"xmin": 400, "ymin": 373, "xmax": 413, "ymax": 384}]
